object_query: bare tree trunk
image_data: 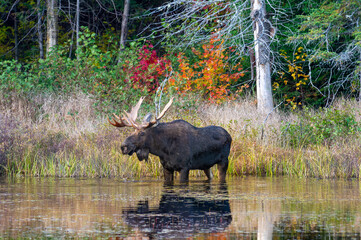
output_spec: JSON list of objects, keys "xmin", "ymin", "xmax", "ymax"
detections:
[
  {"xmin": 14, "ymin": 5, "xmax": 19, "ymax": 61},
  {"xmin": 251, "ymin": 0, "xmax": 274, "ymax": 113},
  {"xmin": 249, "ymin": 46, "xmax": 255, "ymax": 82},
  {"xmin": 46, "ymin": 0, "xmax": 58, "ymax": 56},
  {"xmin": 37, "ymin": 0, "xmax": 44, "ymax": 59},
  {"xmin": 68, "ymin": 29, "xmax": 74, "ymax": 58},
  {"xmin": 120, "ymin": 0, "xmax": 130, "ymax": 50},
  {"xmin": 67, "ymin": 0, "xmax": 74, "ymax": 58},
  {"xmin": 359, "ymin": 51, "xmax": 361, "ymax": 101},
  {"xmin": 76, "ymin": 0, "xmax": 80, "ymax": 60}
]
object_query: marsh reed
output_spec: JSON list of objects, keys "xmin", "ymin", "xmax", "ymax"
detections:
[{"xmin": 1, "ymin": 93, "xmax": 361, "ymax": 179}]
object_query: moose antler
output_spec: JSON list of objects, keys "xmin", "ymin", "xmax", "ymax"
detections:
[
  {"xmin": 108, "ymin": 97, "xmax": 145, "ymax": 129},
  {"xmin": 140, "ymin": 97, "xmax": 174, "ymax": 129},
  {"xmin": 108, "ymin": 97, "xmax": 173, "ymax": 130},
  {"xmin": 108, "ymin": 113, "xmax": 132, "ymax": 128},
  {"xmin": 128, "ymin": 97, "xmax": 145, "ymax": 123}
]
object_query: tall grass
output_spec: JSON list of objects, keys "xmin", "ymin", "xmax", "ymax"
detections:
[{"xmin": 1, "ymin": 92, "xmax": 361, "ymax": 179}]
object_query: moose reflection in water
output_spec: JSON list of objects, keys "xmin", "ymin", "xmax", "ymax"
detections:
[{"xmin": 122, "ymin": 183, "xmax": 232, "ymax": 238}]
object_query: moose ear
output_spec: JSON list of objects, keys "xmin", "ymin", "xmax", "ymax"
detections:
[{"xmin": 136, "ymin": 148, "xmax": 149, "ymax": 162}]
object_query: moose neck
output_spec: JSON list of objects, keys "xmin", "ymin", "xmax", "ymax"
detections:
[{"xmin": 145, "ymin": 124, "xmax": 168, "ymax": 159}]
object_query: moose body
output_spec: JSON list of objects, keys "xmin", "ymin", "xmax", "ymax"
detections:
[
  {"xmin": 122, "ymin": 120, "xmax": 232, "ymax": 182},
  {"xmin": 109, "ymin": 97, "xmax": 232, "ymax": 183}
]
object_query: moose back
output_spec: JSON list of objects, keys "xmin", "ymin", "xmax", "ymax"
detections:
[{"xmin": 109, "ymin": 97, "xmax": 232, "ymax": 183}]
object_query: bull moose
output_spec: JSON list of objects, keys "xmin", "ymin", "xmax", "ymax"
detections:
[{"xmin": 108, "ymin": 97, "xmax": 232, "ymax": 183}]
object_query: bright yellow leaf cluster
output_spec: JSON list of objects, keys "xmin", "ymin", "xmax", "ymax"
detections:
[{"xmin": 277, "ymin": 47, "xmax": 309, "ymax": 109}]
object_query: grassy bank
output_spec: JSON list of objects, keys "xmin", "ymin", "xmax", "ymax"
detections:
[{"xmin": 1, "ymin": 92, "xmax": 361, "ymax": 179}]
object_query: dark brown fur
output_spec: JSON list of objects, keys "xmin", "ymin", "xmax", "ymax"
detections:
[{"xmin": 121, "ymin": 120, "xmax": 232, "ymax": 183}]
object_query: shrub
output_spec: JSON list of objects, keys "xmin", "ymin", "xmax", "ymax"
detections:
[
  {"xmin": 168, "ymin": 36, "xmax": 244, "ymax": 103},
  {"xmin": 126, "ymin": 43, "xmax": 170, "ymax": 94},
  {"xmin": 281, "ymin": 107, "xmax": 360, "ymax": 147},
  {"xmin": 0, "ymin": 60, "xmax": 34, "ymax": 97}
]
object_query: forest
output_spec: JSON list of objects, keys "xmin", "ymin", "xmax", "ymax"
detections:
[{"xmin": 0, "ymin": 0, "xmax": 361, "ymax": 179}]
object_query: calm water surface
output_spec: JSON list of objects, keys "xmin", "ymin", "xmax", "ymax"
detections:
[{"xmin": 0, "ymin": 176, "xmax": 360, "ymax": 239}]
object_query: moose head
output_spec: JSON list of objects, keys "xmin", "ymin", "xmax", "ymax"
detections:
[{"xmin": 108, "ymin": 97, "xmax": 173, "ymax": 162}]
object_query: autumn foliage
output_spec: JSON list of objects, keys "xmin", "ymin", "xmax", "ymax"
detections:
[
  {"xmin": 128, "ymin": 43, "xmax": 170, "ymax": 93},
  {"xmin": 273, "ymin": 47, "xmax": 310, "ymax": 109},
  {"xmin": 169, "ymin": 37, "xmax": 244, "ymax": 103}
]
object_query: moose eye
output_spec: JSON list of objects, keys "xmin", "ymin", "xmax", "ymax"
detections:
[{"xmin": 139, "ymin": 131, "xmax": 145, "ymax": 136}]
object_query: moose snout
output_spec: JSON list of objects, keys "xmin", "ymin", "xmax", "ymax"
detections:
[
  {"xmin": 121, "ymin": 144, "xmax": 135, "ymax": 155},
  {"xmin": 121, "ymin": 146, "xmax": 128, "ymax": 154}
]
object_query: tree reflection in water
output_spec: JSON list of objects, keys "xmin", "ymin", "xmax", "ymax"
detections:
[
  {"xmin": 122, "ymin": 183, "xmax": 232, "ymax": 239},
  {"xmin": 1, "ymin": 177, "xmax": 361, "ymax": 239}
]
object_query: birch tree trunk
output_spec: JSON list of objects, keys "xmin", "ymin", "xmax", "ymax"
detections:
[
  {"xmin": 37, "ymin": 0, "xmax": 44, "ymax": 59},
  {"xmin": 120, "ymin": 0, "xmax": 130, "ymax": 50},
  {"xmin": 46, "ymin": 0, "xmax": 58, "ymax": 56},
  {"xmin": 251, "ymin": 0, "xmax": 274, "ymax": 113}
]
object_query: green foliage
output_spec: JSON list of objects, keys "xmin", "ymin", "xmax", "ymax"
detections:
[
  {"xmin": 293, "ymin": 2, "xmax": 343, "ymax": 46},
  {"xmin": 0, "ymin": 60, "xmax": 34, "ymax": 95},
  {"xmin": 0, "ymin": 28, "xmax": 155, "ymax": 114},
  {"xmin": 282, "ymin": 107, "xmax": 360, "ymax": 147},
  {"xmin": 289, "ymin": 0, "xmax": 361, "ymax": 101}
]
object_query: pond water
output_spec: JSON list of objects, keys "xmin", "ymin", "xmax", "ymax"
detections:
[{"xmin": 0, "ymin": 176, "xmax": 360, "ymax": 239}]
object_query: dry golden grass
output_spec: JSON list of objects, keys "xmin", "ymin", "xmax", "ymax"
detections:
[{"xmin": 1, "ymin": 92, "xmax": 361, "ymax": 179}]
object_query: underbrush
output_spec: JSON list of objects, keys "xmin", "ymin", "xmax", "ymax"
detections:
[{"xmin": 1, "ymin": 93, "xmax": 361, "ymax": 179}]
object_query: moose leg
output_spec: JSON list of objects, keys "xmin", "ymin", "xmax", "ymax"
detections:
[
  {"xmin": 163, "ymin": 168, "xmax": 174, "ymax": 184},
  {"xmin": 217, "ymin": 161, "xmax": 228, "ymax": 182},
  {"xmin": 179, "ymin": 169, "xmax": 190, "ymax": 183},
  {"xmin": 203, "ymin": 168, "xmax": 213, "ymax": 180}
]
